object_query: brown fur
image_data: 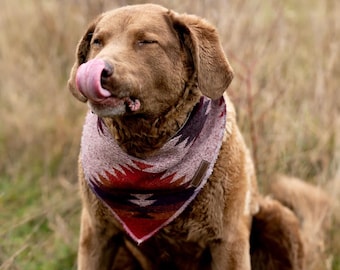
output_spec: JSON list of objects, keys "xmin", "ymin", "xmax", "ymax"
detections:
[
  {"xmin": 269, "ymin": 175, "xmax": 332, "ymax": 270},
  {"xmin": 68, "ymin": 4, "xmax": 326, "ymax": 270},
  {"xmin": 250, "ymin": 197, "xmax": 304, "ymax": 270}
]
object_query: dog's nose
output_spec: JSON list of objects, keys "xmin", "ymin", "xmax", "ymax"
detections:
[
  {"xmin": 76, "ymin": 59, "xmax": 112, "ymax": 101},
  {"xmin": 101, "ymin": 61, "xmax": 113, "ymax": 79}
]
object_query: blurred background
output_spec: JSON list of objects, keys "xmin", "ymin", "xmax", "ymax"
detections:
[{"xmin": 0, "ymin": 0, "xmax": 339, "ymax": 269}]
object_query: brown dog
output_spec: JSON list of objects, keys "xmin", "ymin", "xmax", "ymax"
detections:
[{"xmin": 68, "ymin": 4, "xmax": 308, "ymax": 270}]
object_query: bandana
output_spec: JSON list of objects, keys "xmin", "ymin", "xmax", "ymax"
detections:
[{"xmin": 81, "ymin": 96, "xmax": 227, "ymax": 244}]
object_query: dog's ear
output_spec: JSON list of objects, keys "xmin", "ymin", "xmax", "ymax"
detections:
[
  {"xmin": 169, "ymin": 12, "xmax": 233, "ymax": 100},
  {"xmin": 67, "ymin": 17, "xmax": 101, "ymax": 102}
]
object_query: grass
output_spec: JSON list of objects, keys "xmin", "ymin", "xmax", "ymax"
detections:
[{"xmin": 0, "ymin": 0, "xmax": 339, "ymax": 269}]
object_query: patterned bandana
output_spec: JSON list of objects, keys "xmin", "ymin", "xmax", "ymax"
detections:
[{"xmin": 81, "ymin": 96, "xmax": 227, "ymax": 244}]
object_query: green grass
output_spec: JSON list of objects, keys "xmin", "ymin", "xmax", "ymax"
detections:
[
  {"xmin": 0, "ymin": 0, "xmax": 339, "ymax": 269},
  {"xmin": 0, "ymin": 156, "xmax": 80, "ymax": 269}
]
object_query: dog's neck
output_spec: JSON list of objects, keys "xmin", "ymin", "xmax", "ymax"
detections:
[{"xmin": 103, "ymin": 85, "xmax": 201, "ymax": 159}]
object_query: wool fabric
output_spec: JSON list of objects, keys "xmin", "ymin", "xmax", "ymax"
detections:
[{"xmin": 81, "ymin": 96, "xmax": 227, "ymax": 244}]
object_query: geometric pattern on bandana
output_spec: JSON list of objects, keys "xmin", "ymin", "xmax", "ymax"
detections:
[{"xmin": 80, "ymin": 96, "xmax": 227, "ymax": 244}]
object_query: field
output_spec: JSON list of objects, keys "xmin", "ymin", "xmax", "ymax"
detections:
[{"xmin": 0, "ymin": 0, "xmax": 339, "ymax": 269}]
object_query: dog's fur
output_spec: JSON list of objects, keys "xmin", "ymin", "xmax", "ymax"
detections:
[
  {"xmin": 68, "ymin": 4, "xmax": 329, "ymax": 270},
  {"xmin": 268, "ymin": 175, "xmax": 332, "ymax": 270}
]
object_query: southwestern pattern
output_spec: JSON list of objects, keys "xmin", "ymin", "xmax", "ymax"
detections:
[
  {"xmin": 81, "ymin": 97, "xmax": 226, "ymax": 243},
  {"xmin": 68, "ymin": 3, "xmax": 329, "ymax": 270}
]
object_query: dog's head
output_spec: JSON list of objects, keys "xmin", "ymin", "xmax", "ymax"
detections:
[{"xmin": 68, "ymin": 4, "xmax": 233, "ymax": 118}]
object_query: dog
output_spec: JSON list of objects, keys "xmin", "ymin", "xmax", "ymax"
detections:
[
  {"xmin": 267, "ymin": 175, "xmax": 332, "ymax": 270},
  {"xmin": 68, "ymin": 4, "xmax": 325, "ymax": 269}
]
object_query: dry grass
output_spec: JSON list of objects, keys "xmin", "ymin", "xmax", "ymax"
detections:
[{"xmin": 0, "ymin": 0, "xmax": 339, "ymax": 269}]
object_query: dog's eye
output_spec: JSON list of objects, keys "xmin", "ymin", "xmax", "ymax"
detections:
[
  {"xmin": 138, "ymin": 40, "xmax": 158, "ymax": 46},
  {"xmin": 92, "ymin": 38, "xmax": 103, "ymax": 47}
]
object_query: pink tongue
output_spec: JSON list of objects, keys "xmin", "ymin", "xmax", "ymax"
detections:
[{"xmin": 76, "ymin": 59, "xmax": 111, "ymax": 102}]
